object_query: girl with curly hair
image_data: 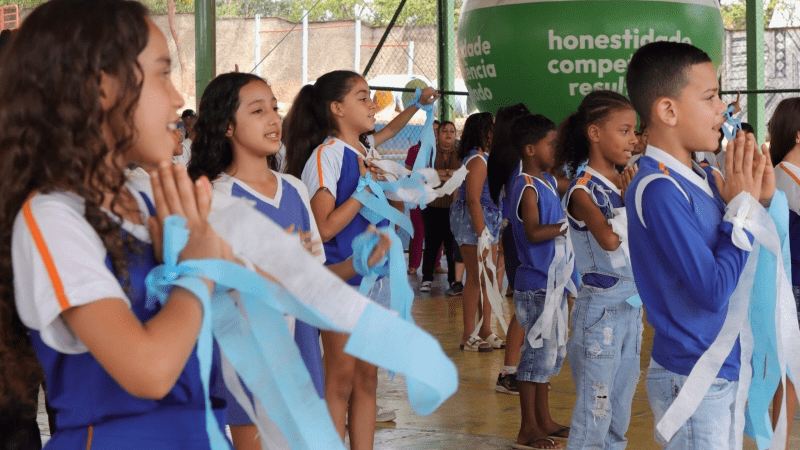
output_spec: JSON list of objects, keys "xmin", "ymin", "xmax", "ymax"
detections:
[
  {"xmin": 187, "ymin": 72, "xmax": 391, "ymax": 450},
  {"xmin": 0, "ymin": 0, "xmax": 240, "ymax": 446}
]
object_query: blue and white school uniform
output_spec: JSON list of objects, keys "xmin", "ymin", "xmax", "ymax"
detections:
[
  {"xmin": 450, "ymin": 149, "xmax": 502, "ymax": 245},
  {"xmin": 12, "ymin": 179, "xmax": 230, "ymax": 449},
  {"xmin": 301, "ymin": 136, "xmax": 391, "ymax": 308},
  {"xmin": 564, "ymin": 167, "xmax": 642, "ymax": 450},
  {"xmin": 775, "ymin": 162, "xmax": 800, "ymax": 324},
  {"xmin": 626, "ymin": 145, "xmax": 756, "ymax": 448},
  {"xmin": 507, "ymin": 167, "xmax": 577, "ymax": 384},
  {"xmin": 213, "ymin": 171, "xmax": 326, "ymax": 424}
]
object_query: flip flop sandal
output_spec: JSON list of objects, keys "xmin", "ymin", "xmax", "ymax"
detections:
[
  {"xmin": 511, "ymin": 437, "xmax": 559, "ymax": 449},
  {"xmin": 460, "ymin": 336, "xmax": 492, "ymax": 352},
  {"xmin": 547, "ymin": 426, "xmax": 570, "ymax": 442},
  {"xmin": 484, "ymin": 333, "xmax": 506, "ymax": 349}
]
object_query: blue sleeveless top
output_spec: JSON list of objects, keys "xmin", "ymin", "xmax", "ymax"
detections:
[
  {"xmin": 508, "ymin": 168, "xmax": 575, "ymax": 291},
  {"xmin": 456, "ymin": 149, "xmax": 500, "ymax": 211}
]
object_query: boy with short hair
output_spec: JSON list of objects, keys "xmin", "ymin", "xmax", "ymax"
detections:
[{"xmin": 625, "ymin": 41, "xmax": 774, "ymax": 448}]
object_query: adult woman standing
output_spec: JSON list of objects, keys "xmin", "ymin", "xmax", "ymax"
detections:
[{"xmin": 420, "ymin": 121, "xmax": 461, "ymax": 292}]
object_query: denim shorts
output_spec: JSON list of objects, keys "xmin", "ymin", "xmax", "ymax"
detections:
[
  {"xmin": 646, "ymin": 359, "xmax": 737, "ymax": 448},
  {"xmin": 514, "ymin": 289, "xmax": 566, "ymax": 383},
  {"xmin": 450, "ymin": 200, "xmax": 501, "ymax": 246}
]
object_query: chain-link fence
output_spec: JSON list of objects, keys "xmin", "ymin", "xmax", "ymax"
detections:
[{"xmin": 721, "ymin": 28, "xmax": 800, "ymax": 133}]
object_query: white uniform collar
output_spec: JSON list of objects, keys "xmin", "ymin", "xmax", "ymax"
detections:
[{"xmin": 645, "ymin": 145, "xmax": 714, "ymax": 198}]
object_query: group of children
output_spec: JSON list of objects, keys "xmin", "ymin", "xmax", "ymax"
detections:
[
  {"xmin": 471, "ymin": 40, "xmax": 797, "ymax": 450},
  {"xmin": 0, "ymin": 1, "xmax": 798, "ymax": 449}
]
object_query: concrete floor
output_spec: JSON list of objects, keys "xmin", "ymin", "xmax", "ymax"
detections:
[{"xmin": 37, "ymin": 270, "xmax": 800, "ymax": 449}]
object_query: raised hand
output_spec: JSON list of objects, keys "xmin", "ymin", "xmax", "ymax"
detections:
[
  {"xmin": 620, "ymin": 164, "xmax": 638, "ymax": 203},
  {"xmin": 719, "ymin": 131, "xmax": 767, "ymax": 204},
  {"xmin": 149, "ymin": 162, "xmax": 233, "ymax": 263},
  {"xmin": 418, "ymin": 86, "xmax": 441, "ymax": 105}
]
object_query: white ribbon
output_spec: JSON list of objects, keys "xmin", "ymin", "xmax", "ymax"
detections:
[
  {"xmin": 607, "ymin": 207, "xmax": 630, "ymax": 269},
  {"xmin": 474, "ymin": 226, "xmax": 509, "ymax": 337},
  {"xmin": 655, "ymin": 192, "xmax": 800, "ymax": 450},
  {"xmin": 367, "ymin": 158, "xmax": 468, "ymax": 206},
  {"xmin": 524, "ymin": 219, "xmax": 577, "ymax": 348}
]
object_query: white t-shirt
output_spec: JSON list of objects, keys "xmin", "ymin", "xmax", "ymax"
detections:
[
  {"xmin": 12, "ymin": 178, "xmax": 154, "ymax": 354},
  {"xmin": 301, "ymin": 135, "xmax": 377, "ymax": 201}
]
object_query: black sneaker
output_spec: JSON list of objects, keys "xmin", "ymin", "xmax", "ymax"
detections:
[
  {"xmin": 445, "ymin": 281, "xmax": 463, "ymax": 297},
  {"xmin": 495, "ymin": 372, "xmax": 519, "ymax": 395}
]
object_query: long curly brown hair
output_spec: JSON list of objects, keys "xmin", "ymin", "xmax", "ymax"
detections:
[{"xmin": 0, "ymin": 0, "xmax": 149, "ymax": 414}]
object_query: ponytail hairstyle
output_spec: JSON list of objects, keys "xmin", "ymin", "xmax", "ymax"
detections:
[
  {"xmin": 458, "ymin": 111, "xmax": 495, "ymax": 160},
  {"xmin": 188, "ymin": 73, "xmax": 275, "ymax": 182},
  {"xmin": 284, "ymin": 70, "xmax": 364, "ymax": 178},
  {"xmin": 0, "ymin": 0, "xmax": 150, "ymax": 414},
  {"xmin": 768, "ymin": 97, "xmax": 800, "ymax": 166},
  {"xmin": 488, "ymin": 103, "xmax": 530, "ymax": 204},
  {"xmin": 554, "ymin": 90, "xmax": 633, "ymax": 177}
]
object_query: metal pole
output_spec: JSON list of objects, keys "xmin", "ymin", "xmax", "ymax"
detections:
[
  {"xmin": 302, "ymin": 10, "xmax": 309, "ymax": 85},
  {"xmin": 354, "ymin": 19, "xmax": 361, "ymax": 72},
  {"xmin": 746, "ymin": 0, "xmax": 765, "ymax": 143},
  {"xmin": 438, "ymin": 0, "xmax": 454, "ymax": 121},
  {"xmin": 254, "ymin": 14, "xmax": 261, "ymax": 78},
  {"xmin": 195, "ymin": 0, "xmax": 216, "ymax": 101},
  {"xmin": 363, "ymin": 0, "xmax": 408, "ymax": 77},
  {"xmin": 407, "ymin": 41, "xmax": 414, "ymax": 76}
]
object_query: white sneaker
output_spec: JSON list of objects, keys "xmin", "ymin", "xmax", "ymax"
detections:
[
  {"xmin": 376, "ymin": 406, "xmax": 396, "ymax": 422},
  {"xmin": 419, "ymin": 281, "xmax": 432, "ymax": 292}
]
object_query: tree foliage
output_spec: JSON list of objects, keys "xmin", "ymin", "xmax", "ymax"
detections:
[
  {"xmin": 721, "ymin": 0, "xmax": 798, "ymax": 29},
  {"xmin": 1, "ymin": 0, "xmax": 454, "ymax": 26}
]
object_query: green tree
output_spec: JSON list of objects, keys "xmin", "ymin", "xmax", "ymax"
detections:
[{"xmin": 721, "ymin": 0, "xmax": 797, "ymax": 29}]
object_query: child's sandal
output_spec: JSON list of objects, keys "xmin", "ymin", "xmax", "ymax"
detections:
[
  {"xmin": 484, "ymin": 333, "xmax": 506, "ymax": 349},
  {"xmin": 460, "ymin": 336, "xmax": 492, "ymax": 352}
]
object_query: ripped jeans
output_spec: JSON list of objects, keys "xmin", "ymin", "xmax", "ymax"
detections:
[{"xmin": 566, "ymin": 278, "xmax": 642, "ymax": 450}]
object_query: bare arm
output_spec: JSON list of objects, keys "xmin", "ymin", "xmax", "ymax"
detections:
[
  {"xmin": 373, "ymin": 87, "xmax": 439, "ymax": 147},
  {"xmin": 465, "ymin": 157, "xmax": 488, "ymax": 234},
  {"xmin": 520, "ymin": 187, "xmax": 566, "ymax": 243},
  {"xmin": 568, "ymin": 189, "xmax": 620, "ymax": 251}
]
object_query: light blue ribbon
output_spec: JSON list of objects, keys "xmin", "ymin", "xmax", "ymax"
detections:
[
  {"xmin": 745, "ymin": 191, "xmax": 791, "ymax": 449},
  {"xmin": 408, "ymin": 88, "xmax": 438, "ymax": 173},
  {"xmin": 353, "ymin": 175, "xmax": 413, "ymax": 235},
  {"xmin": 146, "ymin": 215, "xmax": 458, "ymax": 448},
  {"xmin": 721, "ymin": 105, "xmax": 743, "ymax": 142},
  {"xmin": 352, "ymin": 226, "xmax": 415, "ymax": 321}
]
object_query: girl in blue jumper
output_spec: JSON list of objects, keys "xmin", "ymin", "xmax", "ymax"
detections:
[
  {"xmin": 451, "ymin": 112, "xmax": 506, "ymax": 352},
  {"xmin": 489, "ymin": 114, "xmax": 578, "ymax": 450},
  {"xmin": 284, "ymin": 70, "xmax": 438, "ymax": 449},
  {"xmin": 556, "ymin": 90, "xmax": 642, "ymax": 450},
  {"xmin": 2, "ymin": 1, "xmax": 237, "ymax": 447}
]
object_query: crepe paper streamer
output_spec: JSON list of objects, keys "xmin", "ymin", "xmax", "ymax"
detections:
[
  {"xmin": 367, "ymin": 159, "xmax": 468, "ymax": 210},
  {"xmin": 351, "ymin": 226, "xmax": 414, "ymax": 321},
  {"xmin": 518, "ymin": 220, "xmax": 578, "ymax": 349},
  {"xmin": 744, "ymin": 191, "xmax": 800, "ymax": 450},
  {"xmin": 474, "ymin": 227, "xmax": 510, "ymax": 336},
  {"xmin": 353, "ymin": 175, "xmax": 413, "ymax": 235},
  {"xmin": 406, "ymin": 87, "xmax": 438, "ymax": 173},
  {"xmin": 147, "ymin": 212, "xmax": 460, "ymax": 449},
  {"xmin": 721, "ymin": 105, "xmax": 744, "ymax": 143},
  {"xmin": 654, "ymin": 192, "xmax": 800, "ymax": 450}
]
